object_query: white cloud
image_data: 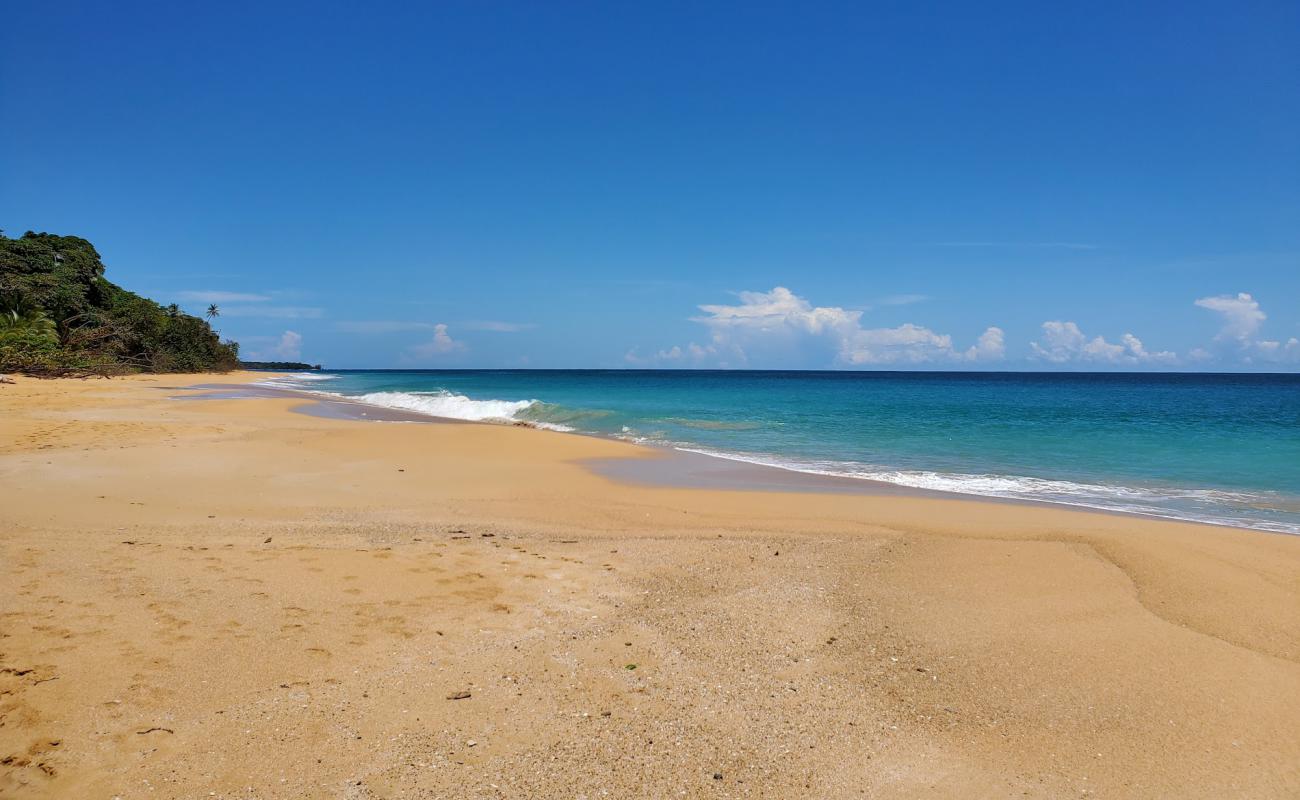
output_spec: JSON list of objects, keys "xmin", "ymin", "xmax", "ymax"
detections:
[
  {"xmin": 1030, "ymin": 321, "xmax": 1177, "ymax": 365},
  {"xmin": 694, "ymin": 287, "xmax": 857, "ymax": 335},
  {"xmin": 841, "ymin": 323, "xmax": 954, "ymax": 365},
  {"xmin": 637, "ymin": 286, "xmax": 1002, "ymax": 368},
  {"xmin": 220, "ymin": 305, "xmax": 324, "ymax": 319},
  {"xmin": 406, "ymin": 323, "xmax": 465, "ymax": 360},
  {"xmin": 1192, "ymin": 292, "xmax": 1297, "ymax": 364},
  {"xmin": 626, "ymin": 341, "xmax": 724, "ymax": 366},
  {"xmin": 1195, "ymin": 293, "xmax": 1266, "ymax": 342},
  {"xmin": 842, "ymin": 323, "xmax": 1004, "ymax": 365},
  {"xmin": 176, "ymin": 290, "xmax": 270, "ymax": 303},
  {"xmin": 965, "ymin": 326, "xmax": 1006, "ymax": 362},
  {"xmin": 247, "ymin": 330, "xmax": 303, "ymax": 361},
  {"xmin": 1248, "ymin": 337, "xmax": 1300, "ymax": 365}
]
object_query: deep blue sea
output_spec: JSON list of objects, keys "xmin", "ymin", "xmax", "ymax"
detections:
[{"xmin": 258, "ymin": 370, "xmax": 1300, "ymax": 534}]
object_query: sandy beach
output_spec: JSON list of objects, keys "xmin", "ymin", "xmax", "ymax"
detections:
[{"xmin": 1, "ymin": 373, "xmax": 1297, "ymax": 799}]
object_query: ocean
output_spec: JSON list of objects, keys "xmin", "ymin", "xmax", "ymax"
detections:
[{"xmin": 256, "ymin": 370, "xmax": 1300, "ymax": 535}]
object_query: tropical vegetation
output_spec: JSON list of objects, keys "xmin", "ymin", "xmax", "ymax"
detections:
[
  {"xmin": 0, "ymin": 230, "xmax": 240, "ymax": 375},
  {"xmin": 240, "ymin": 361, "xmax": 322, "ymax": 370}
]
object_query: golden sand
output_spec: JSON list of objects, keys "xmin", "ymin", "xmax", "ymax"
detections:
[{"xmin": 1, "ymin": 373, "xmax": 1297, "ymax": 798}]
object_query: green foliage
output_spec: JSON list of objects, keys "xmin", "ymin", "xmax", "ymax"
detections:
[
  {"xmin": 0, "ymin": 230, "xmax": 241, "ymax": 375},
  {"xmin": 240, "ymin": 360, "xmax": 320, "ymax": 370},
  {"xmin": 0, "ymin": 299, "xmax": 58, "ymax": 343},
  {"xmin": 0, "ymin": 327, "xmax": 62, "ymax": 371},
  {"xmin": 0, "ymin": 232, "xmax": 106, "ymax": 324},
  {"xmin": 0, "ymin": 325, "xmax": 122, "ymax": 375}
]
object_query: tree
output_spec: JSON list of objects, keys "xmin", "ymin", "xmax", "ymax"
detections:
[
  {"xmin": 0, "ymin": 232, "xmax": 240, "ymax": 374},
  {"xmin": 0, "ymin": 297, "xmax": 58, "ymax": 343},
  {"xmin": 205, "ymin": 304, "xmax": 219, "ymax": 321}
]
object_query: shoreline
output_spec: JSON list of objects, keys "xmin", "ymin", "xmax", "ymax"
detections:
[
  {"xmin": 2, "ymin": 372, "xmax": 1298, "ymax": 798},
  {"xmin": 182, "ymin": 378, "xmax": 1295, "ymax": 537}
]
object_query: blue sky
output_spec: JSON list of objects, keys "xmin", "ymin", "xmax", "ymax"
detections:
[{"xmin": 2, "ymin": 1, "xmax": 1297, "ymax": 370}]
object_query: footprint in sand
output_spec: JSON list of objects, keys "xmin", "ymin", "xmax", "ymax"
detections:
[{"xmin": 0, "ymin": 737, "xmax": 62, "ymax": 782}]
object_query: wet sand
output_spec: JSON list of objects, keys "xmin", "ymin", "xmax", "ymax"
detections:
[{"xmin": 1, "ymin": 372, "xmax": 1298, "ymax": 798}]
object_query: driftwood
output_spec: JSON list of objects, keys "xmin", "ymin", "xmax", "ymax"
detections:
[{"xmin": 5, "ymin": 364, "xmax": 131, "ymax": 379}]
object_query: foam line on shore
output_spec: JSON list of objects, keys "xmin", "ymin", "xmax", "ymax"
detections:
[{"xmin": 254, "ymin": 374, "xmax": 1299, "ymax": 535}]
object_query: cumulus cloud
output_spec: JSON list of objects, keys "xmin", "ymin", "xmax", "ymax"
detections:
[
  {"xmin": 1194, "ymin": 292, "xmax": 1266, "ymax": 342},
  {"xmin": 693, "ymin": 287, "xmax": 855, "ymax": 335},
  {"xmin": 1255, "ymin": 338, "xmax": 1300, "ymax": 362},
  {"xmin": 1029, "ymin": 321, "xmax": 1177, "ymax": 365},
  {"xmin": 965, "ymin": 327, "xmax": 1006, "ymax": 362},
  {"xmin": 406, "ymin": 323, "xmax": 465, "ymax": 360},
  {"xmin": 1193, "ymin": 292, "xmax": 1297, "ymax": 364},
  {"xmin": 633, "ymin": 286, "xmax": 1003, "ymax": 368},
  {"xmin": 247, "ymin": 330, "xmax": 303, "ymax": 361},
  {"xmin": 626, "ymin": 341, "xmax": 724, "ymax": 367},
  {"xmin": 841, "ymin": 323, "xmax": 954, "ymax": 365}
]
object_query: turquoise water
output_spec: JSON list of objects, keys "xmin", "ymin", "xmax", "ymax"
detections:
[{"xmin": 258, "ymin": 370, "xmax": 1300, "ymax": 534}]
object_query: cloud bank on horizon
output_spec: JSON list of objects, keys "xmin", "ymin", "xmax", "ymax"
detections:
[
  {"xmin": 625, "ymin": 287, "xmax": 1003, "ymax": 368},
  {"xmin": 625, "ymin": 287, "xmax": 1298, "ymax": 370},
  {"xmin": 187, "ymin": 284, "xmax": 1297, "ymax": 370}
]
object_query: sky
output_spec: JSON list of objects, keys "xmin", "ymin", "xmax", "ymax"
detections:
[{"xmin": 2, "ymin": 1, "xmax": 1297, "ymax": 370}]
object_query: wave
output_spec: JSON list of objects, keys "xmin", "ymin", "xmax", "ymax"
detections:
[
  {"xmin": 247, "ymin": 376, "xmax": 1299, "ymax": 535},
  {"xmin": 253, "ymin": 375, "xmax": 585, "ymax": 429},
  {"xmin": 352, "ymin": 390, "xmax": 538, "ymax": 423},
  {"xmin": 516, "ymin": 402, "xmax": 611, "ymax": 432},
  {"xmin": 286, "ymin": 372, "xmax": 339, "ymax": 381},
  {"xmin": 671, "ymin": 447, "xmax": 1300, "ymax": 535},
  {"xmin": 254, "ymin": 373, "xmax": 340, "ymax": 388}
]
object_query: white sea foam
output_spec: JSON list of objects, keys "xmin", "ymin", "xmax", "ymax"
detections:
[
  {"xmin": 530, "ymin": 421, "xmax": 577, "ymax": 432},
  {"xmin": 253, "ymin": 373, "xmax": 340, "ymax": 388},
  {"xmin": 671, "ymin": 447, "xmax": 1300, "ymax": 535},
  {"xmin": 246, "ymin": 376, "xmax": 1299, "ymax": 534},
  {"xmin": 252, "ymin": 374, "xmax": 576, "ymax": 428},
  {"xmin": 349, "ymin": 390, "xmax": 576, "ymax": 428},
  {"xmin": 352, "ymin": 391, "xmax": 536, "ymax": 422},
  {"xmin": 286, "ymin": 372, "xmax": 339, "ymax": 381}
]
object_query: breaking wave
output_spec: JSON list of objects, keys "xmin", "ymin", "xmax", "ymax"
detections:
[
  {"xmin": 352, "ymin": 390, "xmax": 537, "ymax": 423},
  {"xmin": 253, "ymin": 372, "xmax": 341, "ymax": 389},
  {"xmin": 248, "ymin": 373, "xmax": 1300, "ymax": 535}
]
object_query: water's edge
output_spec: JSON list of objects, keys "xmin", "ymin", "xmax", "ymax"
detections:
[{"xmin": 174, "ymin": 380, "xmax": 1286, "ymax": 535}]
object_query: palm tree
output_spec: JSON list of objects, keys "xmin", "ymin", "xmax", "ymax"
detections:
[
  {"xmin": 205, "ymin": 304, "xmax": 220, "ymax": 322},
  {"xmin": 166, "ymin": 303, "xmax": 180, "ymax": 318},
  {"xmin": 0, "ymin": 300, "xmax": 58, "ymax": 343}
]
